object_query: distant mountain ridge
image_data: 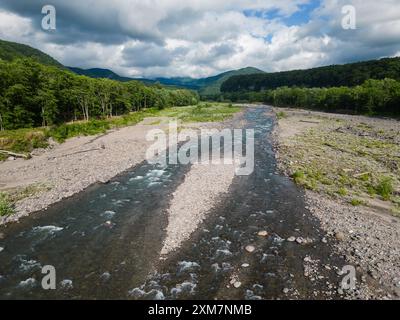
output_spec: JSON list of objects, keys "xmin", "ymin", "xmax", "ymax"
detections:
[
  {"xmin": 154, "ymin": 67, "xmax": 265, "ymax": 96},
  {"xmin": 68, "ymin": 66, "xmax": 265, "ymax": 95},
  {"xmin": 67, "ymin": 67, "xmax": 156, "ymax": 84},
  {"xmin": 0, "ymin": 38, "xmax": 265, "ymax": 94}
]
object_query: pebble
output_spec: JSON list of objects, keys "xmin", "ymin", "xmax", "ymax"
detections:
[
  {"xmin": 257, "ymin": 230, "xmax": 268, "ymax": 237},
  {"xmin": 104, "ymin": 221, "xmax": 113, "ymax": 227},
  {"xmin": 296, "ymin": 237, "xmax": 304, "ymax": 244},
  {"xmin": 241, "ymin": 263, "xmax": 250, "ymax": 268},
  {"xmin": 245, "ymin": 245, "xmax": 255, "ymax": 253},
  {"xmin": 283, "ymin": 288, "xmax": 290, "ymax": 294},
  {"xmin": 287, "ymin": 236, "xmax": 296, "ymax": 242},
  {"xmin": 0, "ymin": 247, "xmax": 3, "ymax": 253},
  {"xmin": 100, "ymin": 272, "xmax": 111, "ymax": 281},
  {"xmin": 233, "ymin": 281, "xmax": 242, "ymax": 288},
  {"xmin": 335, "ymin": 232, "xmax": 345, "ymax": 241},
  {"xmin": 60, "ymin": 279, "xmax": 73, "ymax": 290},
  {"xmin": 0, "ymin": 232, "xmax": 5, "ymax": 240},
  {"xmin": 321, "ymin": 237, "xmax": 328, "ymax": 243}
]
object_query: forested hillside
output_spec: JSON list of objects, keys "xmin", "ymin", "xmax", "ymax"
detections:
[
  {"xmin": 154, "ymin": 67, "xmax": 264, "ymax": 97},
  {"xmin": 0, "ymin": 58, "xmax": 198, "ymax": 130},
  {"xmin": 199, "ymin": 67, "xmax": 264, "ymax": 98},
  {"xmin": 223, "ymin": 79, "xmax": 400, "ymax": 116},
  {"xmin": 0, "ymin": 39, "xmax": 63, "ymax": 68},
  {"xmin": 221, "ymin": 57, "xmax": 400, "ymax": 92}
]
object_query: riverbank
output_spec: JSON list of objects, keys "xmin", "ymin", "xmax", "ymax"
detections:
[
  {"xmin": 272, "ymin": 107, "xmax": 400, "ymax": 299},
  {"xmin": 0, "ymin": 104, "xmax": 242, "ymax": 226}
]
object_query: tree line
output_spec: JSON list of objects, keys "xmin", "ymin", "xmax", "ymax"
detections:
[
  {"xmin": 221, "ymin": 57, "xmax": 400, "ymax": 92},
  {"xmin": 222, "ymin": 78, "xmax": 400, "ymax": 116},
  {"xmin": 0, "ymin": 58, "xmax": 199, "ymax": 130}
]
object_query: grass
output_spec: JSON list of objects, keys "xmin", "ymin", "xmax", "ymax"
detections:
[
  {"xmin": 276, "ymin": 111, "xmax": 287, "ymax": 120},
  {"xmin": 0, "ymin": 129, "xmax": 48, "ymax": 155},
  {"xmin": 0, "ymin": 103, "xmax": 241, "ymax": 158},
  {"xmin": 155, "ymin": 102, "xmax": 240, "ymax": 123},
  {"xmin": 277, "ymin": 113, "xmax": 400, "ymax": 216},
  {"xmin": 7, "ymin": 183, "xmax": 52, "ymax": 203},
  {"xmin": 350, "ymin": 198, "xmax": 363, "ymax": 206},
  {"xmin": 375, "ymin": 176, "xmax": 394, "ymax": 201},
  {"xmin": 0, "ymin": 183, "xmax": 52, "ymax": 217},
  {"xmin": 0, "ymin": 192, "xmax": 14, "ymax": 216}
]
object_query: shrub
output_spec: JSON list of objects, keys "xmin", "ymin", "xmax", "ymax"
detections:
[
  {"xmin": 337, "ymin": 187, "xmax": 348, "ymax": 196},
  {"xmin": 350, "ymin": 198, "xmax": 363, "ymax": 206},
  {"xmin": 292, "ymin": 170, "xmax": 305, "ymax": 184},
  {"xmin": 375, "ymin": 176, "xmax": 394, "ymax": 200},
  {"xmin": 276, "ymin": 111, "xmax": 287, "ymax": 119},
  {"xmin": 0, "ymin": 192, "xmax": 14, "ymax": 216}
]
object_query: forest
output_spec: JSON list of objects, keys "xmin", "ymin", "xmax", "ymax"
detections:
[
  {"xmin": 222, "ymin": 78, "xmax": 400, "ymax": 116},
  {"xmin": 221, "ymin": 57, "xmax": 400, "ymax": 92},
  {"xmin": 0, "ymin": 58, "xmax": 199, "ymax": 131}
]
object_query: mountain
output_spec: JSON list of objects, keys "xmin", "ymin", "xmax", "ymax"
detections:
[
  {"xmin": 0, "ymin": 38, "xmax": 265, "ymax": 93},
  {"xmin": 67, "ymin": 67, "xmax": 156, "ymax": 84},
  {"xmin": 69, "ymin": 66, "xmax": 265, "ymax": 95},
  {"xmin": 199, "ymin": 67, "xmax": 265, "ymax": 97},
  {"xmin": 0, "ymin": 39, "xmax": 63, "ymax": 67},
  {"xmin": 155, "ymin": 67, "xmax": 265, "ymax": 96},
  {"xmin": 221, "ymin": 57, "xmax": 400, "ymax": 92}
]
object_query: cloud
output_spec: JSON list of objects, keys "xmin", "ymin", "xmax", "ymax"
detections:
[
  {"xmin": 122, "ymin": 42, "xmax": 174, "ymax": 68},
  {"xmin": 0, "ymin": 0, "xmax": 399, "ymax": 78}
]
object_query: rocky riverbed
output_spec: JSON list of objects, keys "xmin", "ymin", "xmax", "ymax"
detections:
[{"xmin": 272, "ymin": 107, "xmax": 400, "ymax": 299}]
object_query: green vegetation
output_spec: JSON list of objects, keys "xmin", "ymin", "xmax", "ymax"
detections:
[
  {"xmin": 222, "ymin": 78, "xmax": 400, "ymax": 116},
  {"xmin": 0, "ymin": 129, "xmax": 48, "ymax": 154},
  {"xmin": 155, "ymin": 103, "xmax": 241, "ymax": 123},
  {"xmin": 350, "ymin": 198, "xmax": 363, "ymax": 206},
  {"xmin": 0, "ymin": 103, "xmax": 240, "ymax": 154},
  {"xmin": 0, "ymin": 57, "xmax": 198, "ymax": 131},
  {"xmin": 279, "ymin": 114, "xmax": 400, "ymax": 215},
  {"xmin": 267, "ymin": 79, "xmax": 400, "ymax": 116},
  {"xmin": 153, "ymin": 67, "xmax": 264, "ymax": 99},
  {"xmin": 0, "ymin": 39, "xmax": 64, "ymax": 68},
  {"xmin": 199, "ymin": 67, "xmax": 264, "ymax": 99},
  {"xmin": 67, "ymin": 67, "xmax": 155, "ymax": 83},
  {"xmin": 221, "ymin": 57, "xmax": 400, "ymax": 92},
  {"xmin": 375, "ymin": 176, "xmax": 394, "ymax": 201},
  {"xmin": 0, "ymin": 184, "xmax": 52, "ymax": 217},
  {"xmin": 7, "ymin": 183, "xmax": 52, "ymax": 203},
  {"xmin": 0, "ymin": 192, "xmax": 14, "ymax": 216},
  {"xmin": 276, "ymin": 111, "xmax": 287, "ymax": 119},
  {"xmin": 219, "ymin": 57, "xmax": 400, "ymax": 117}
]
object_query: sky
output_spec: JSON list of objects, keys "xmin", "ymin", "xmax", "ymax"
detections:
[{"xmin": 0, "ymin": 0, "xmax": 399, "ymax": 79}]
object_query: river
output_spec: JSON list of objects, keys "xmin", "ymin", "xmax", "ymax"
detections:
[{"xmin": 0, "ymin": 106, "xmax": 345, "ymax": 299}]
